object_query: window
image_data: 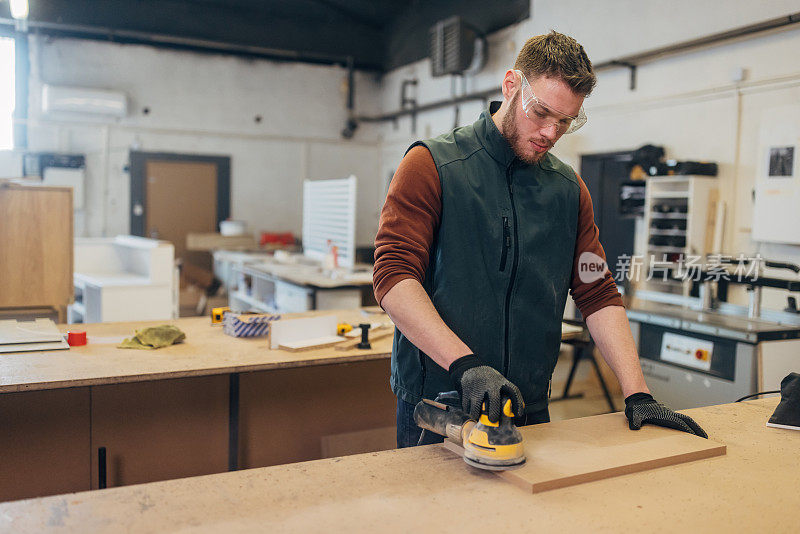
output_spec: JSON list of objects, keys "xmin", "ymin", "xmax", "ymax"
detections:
[{"xmin": 0, "ymin": 36, "xmax": 15, "ymax": 150}]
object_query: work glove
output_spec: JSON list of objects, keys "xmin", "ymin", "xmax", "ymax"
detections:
[
  {"xmin": 624, "ymin": 392, "xmax": 708, "ymax": 438},
  {"xmin": 448, "ymin": 354, "xmax": 524, "ymax": 423}
]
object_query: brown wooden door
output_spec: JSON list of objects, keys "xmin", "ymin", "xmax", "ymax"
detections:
[
  {"xmin": 90, "ymin": 376, "xmax": 229, "ymax": 489},
  {"xmin": 145, "ymin": 160, "xmax": 218, "ymax": 270},
  {"xmin": 0, "ymin": 388, "xmax": 91, "ymax": 502}
]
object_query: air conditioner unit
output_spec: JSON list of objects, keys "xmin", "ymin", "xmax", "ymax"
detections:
[
  {"xmin": 429, "ymin": 16, "xmax": 486, "ymax": 77},
  {"xmin": 42, "ymin": 84, "xmax": 128, "ymax": 117}
]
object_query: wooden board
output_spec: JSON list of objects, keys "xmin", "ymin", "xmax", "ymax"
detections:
[
  {"xmin": 279, "ymin": 335, "xmax": 344, "ymax": 352},
  {"xmin": 443, "ymin": 411, "xmax": 726, "ymax": 493},
  {"xmin": 186, "ymin": 232, "xmax": 257, "ymax": 251},
  {"xmin": 0, "ymin": 184, "xmax": 73, "ymax": 309}
]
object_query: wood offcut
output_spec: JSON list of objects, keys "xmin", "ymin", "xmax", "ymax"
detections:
[{"xmin": 443, "ymin": 411, "xmax": 726, "ymax": 493}]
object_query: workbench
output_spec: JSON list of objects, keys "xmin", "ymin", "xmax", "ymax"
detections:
[
  {"xmin": 0, "ymin": 315, "xmax": 588, "ymax": 503},
  {"xmin": 227, "ymin": 256, "xmax": 375, "ymax": 313},
  {"xmin": 0, "ymin": 311, "xmax": 395, "ymax": 502},
  {"xmin": 0, "ymin": 398, "xmax": 794, "ymax": 532}
]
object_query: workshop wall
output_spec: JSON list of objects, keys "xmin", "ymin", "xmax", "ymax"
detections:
[
  {"xmin": 376, "ymin": 0, "xmax": 800, "ymax": 310},
  {"xmin": 8, "ymin": 36, "xmax": 383, "ymax": 246}
]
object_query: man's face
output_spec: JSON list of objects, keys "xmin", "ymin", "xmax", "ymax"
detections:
[{"xmin": 501, "ymin": 74, "xmax": 585, "ymax": 164}]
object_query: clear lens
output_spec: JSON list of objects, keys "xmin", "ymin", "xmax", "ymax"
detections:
[{"xmin": 515, "ymin": 69, "xmax": 587, "ymax": 135}]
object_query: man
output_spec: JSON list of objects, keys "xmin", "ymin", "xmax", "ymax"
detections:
[{"xmin": 374, "ymin": 31, "xmax": 706, "ymax": 448}]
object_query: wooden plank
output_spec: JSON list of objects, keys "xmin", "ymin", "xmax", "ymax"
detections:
[
  {"xmin": 279, "ymin": 335, "xmax": 345, "ymax": 352},
  {"xmin": 0, "ymin": 184, "xmax": 73, "ymax": 308},
  {"xmin": 186, "ymin": 232, "xmax": 257, "ymax": 251},
  {"xmin": 442, "ymin": 411, "xmax": 726, "ymax": 493}
]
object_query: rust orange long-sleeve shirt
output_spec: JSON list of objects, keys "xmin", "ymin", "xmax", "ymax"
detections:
[{"xmin": 373, "ymin": 145, "xmax": 623, "ymax": 319}]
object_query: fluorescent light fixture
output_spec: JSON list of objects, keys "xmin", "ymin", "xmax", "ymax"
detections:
[{"xmin": 10, "ymin": 0, "xmax": 29, "ymax": 20}]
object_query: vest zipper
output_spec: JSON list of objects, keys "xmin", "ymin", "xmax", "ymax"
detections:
[
  {"xmin": 499, "ymin": 216, "xmax": 510, "ymax": 271},
  {"xmin": 503, "ymin": 165, "xmax": 520, "ymax": 376}
]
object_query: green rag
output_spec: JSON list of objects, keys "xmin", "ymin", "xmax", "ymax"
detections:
[{"xmin": 118, "ymin": 325, "xmax": 186, "ymax": 350}]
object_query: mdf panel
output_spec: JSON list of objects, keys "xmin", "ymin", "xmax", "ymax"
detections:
[
  {"xmin": 0, "ymin": 388, "xmax": 91, "ymax": 502},
  {"xmin": 443, "ymin": 411, "xmax": 726, "ymax": 493},
  {"xmin": 0, "ymin": 185, "xmax": 73, "ymax": 308},
  {"xmin": 239, "ymin": 359, "xmax": 395, "ymax": 468},
  {"xmin": 90, "ymin": 375, "xmax": 228, "ymax": 489}
]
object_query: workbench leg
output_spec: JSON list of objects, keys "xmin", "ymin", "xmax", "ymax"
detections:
[
  {"xmin": 551, "ymin": 346, "xmax": 585, "ymax": 402},
  {"xmin": 589, "ymin": 350, "xmax": 617, "ymax": 413},
  {"xmin": 228, "ymin": 373, "xmax": 240, "ymax": 471}
]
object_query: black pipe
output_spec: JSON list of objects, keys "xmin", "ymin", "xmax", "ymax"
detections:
[
  {"xmin": 593, "ymin": 12, "xmax": 800, "ymax": 69},
  {"xmin": 0, "ymin": 17, "xmax": 371, "ymax": 70},
  {"xmin": 341, "ymin": 56, "xmax": 358, "ymax": 138},
  {"xmin": 355, "ymin": 11, "xmax": 800, "ymax": 124}
]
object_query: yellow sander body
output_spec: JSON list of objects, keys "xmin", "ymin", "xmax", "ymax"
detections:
[{"xmin": 414, "ymin": 394, "xmax": 526, "ymax": 471}]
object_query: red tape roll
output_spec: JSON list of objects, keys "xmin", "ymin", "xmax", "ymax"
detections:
[{"xmin": 67, "ymin": 331, "xmax": 87, "ymax": 346}]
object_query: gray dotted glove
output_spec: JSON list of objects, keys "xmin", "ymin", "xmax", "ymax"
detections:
[
  {"xmin": 448, "ymin": 354, "xmax": 524, "ymax": 423},
  {"xmin": 624, "ymin": 393, "xmax": 708, "ymax": 438}
]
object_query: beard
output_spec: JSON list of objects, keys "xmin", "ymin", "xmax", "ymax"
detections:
[{"xmin": 500, "ymin": 94, "xmax": 552, "ymax": 165}]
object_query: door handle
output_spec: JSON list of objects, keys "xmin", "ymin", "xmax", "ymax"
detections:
[{"xmin": 98, "ymin": 447, "xmax": 107, "ymax": 489}]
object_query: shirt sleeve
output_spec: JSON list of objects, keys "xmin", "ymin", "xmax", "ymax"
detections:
[
  {"xmin": 570, "ymin": 173, "xmax": 625, "ymax": 318},
  {"xmin": 373, "ymin": 145, "xmax": 442, "ymax": 306}
]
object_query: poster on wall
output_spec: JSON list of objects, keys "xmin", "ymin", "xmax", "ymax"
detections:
[
  {"xmin": 767, "ymin": 146, "xmax": 794, "ymax": 177},
  {"xmin": 751, "ymin": 105, "xmax": 800, "ymax": 245}
]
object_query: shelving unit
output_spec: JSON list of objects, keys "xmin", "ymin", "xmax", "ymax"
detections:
[{"xmin": 640, "ymin": 176, "xmax": 719, "ymax": 294}]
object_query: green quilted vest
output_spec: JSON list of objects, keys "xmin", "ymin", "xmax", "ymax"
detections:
[{"xmin": 390, "ymin": 103, "xmax": 580, "ymax": 413}]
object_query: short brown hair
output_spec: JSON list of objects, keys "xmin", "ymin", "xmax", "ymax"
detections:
[{"xmin": 514, "ymin": 31, "xmax": 596, "ymax": 96}]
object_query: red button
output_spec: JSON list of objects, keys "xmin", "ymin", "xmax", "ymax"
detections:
[{"xmin": 67, "ymin": 331, "xmax": 87, "ymax": 346}]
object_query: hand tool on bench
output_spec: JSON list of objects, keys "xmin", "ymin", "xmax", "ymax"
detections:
[{"xmin": 413, "ymin": 391, "xmax": 526, "ymax": 471}]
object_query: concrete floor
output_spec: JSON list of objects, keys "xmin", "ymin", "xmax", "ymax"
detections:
[{"xmin": 548, "ymin": 348, "xmax": 625, "ymax": 421}]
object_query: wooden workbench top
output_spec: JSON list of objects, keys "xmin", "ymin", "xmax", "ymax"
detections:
[
  {"xmin": 0, "ymin": 311, "xmax": 392, "ymax": 393},
  {"xmin": 0, "ymin": 398, "xmax": 795, "ymax": 532}
]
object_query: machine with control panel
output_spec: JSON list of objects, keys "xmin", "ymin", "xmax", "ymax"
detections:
[{"xmin": 628, "ymin": 259, "xmax": 800, "ymax": 410}]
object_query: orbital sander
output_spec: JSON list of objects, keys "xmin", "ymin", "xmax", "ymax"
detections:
[{"xmin": 413, "ymin": 391, "xmax": 526, "ymax": 471}]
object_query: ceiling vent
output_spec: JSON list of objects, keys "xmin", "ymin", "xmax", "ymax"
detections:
[{"xmin": 429, "ymin": 16, "xmax": 486, "ymax": 77}]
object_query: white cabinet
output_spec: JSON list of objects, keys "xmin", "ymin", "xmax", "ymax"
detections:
[
  {"xmin": 229, "ymin": 263, "xmax": 363, "ymax": 314},
  {"xmin": 69, "ymin": 236, "xmax": 176, "ymax": 323}
]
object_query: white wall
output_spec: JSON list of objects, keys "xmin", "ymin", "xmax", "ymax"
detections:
[
  {"xmin": 375, "ymin": 0, "xmax": 800, "ymax": 310},
  {"xmin": 2, "ymin": 1, "xmax": 799, "ymax": 308},
  {"xmin": 3, "ymin": 36, "xmax": 384, "ymax": 246}
]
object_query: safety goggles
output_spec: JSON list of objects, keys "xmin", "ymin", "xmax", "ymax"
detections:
[{"xmin": 514, "ymin": 69, "xmax": 587, "ymax": 135}]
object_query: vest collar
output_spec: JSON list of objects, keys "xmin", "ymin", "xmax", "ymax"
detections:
[
  {"xmin": 475, "ymin": 101, "xmax": 517, "ymax": 168},
  {"xmin": 476, "ymin": 101, "xmax": 559, "ymax": 172}
]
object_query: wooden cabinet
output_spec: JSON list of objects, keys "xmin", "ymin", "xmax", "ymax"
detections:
[
  {"xmin": 89, "ymin": 376, "xmax": 229, "ymax": 489},
  {"xmin": 0, "ymin": 183, "xmax": 73, "ymax": 321},
  {"xmin": 0, "ymin": 360, "xmax": 395, "ymax": 501},
  {"xmin": 0, "ymin": 388, "xmax": 91, "ymax": 502},
  {"xmin": 239, "ymin": 359, "xmax": 395, "ymax": 468}
]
